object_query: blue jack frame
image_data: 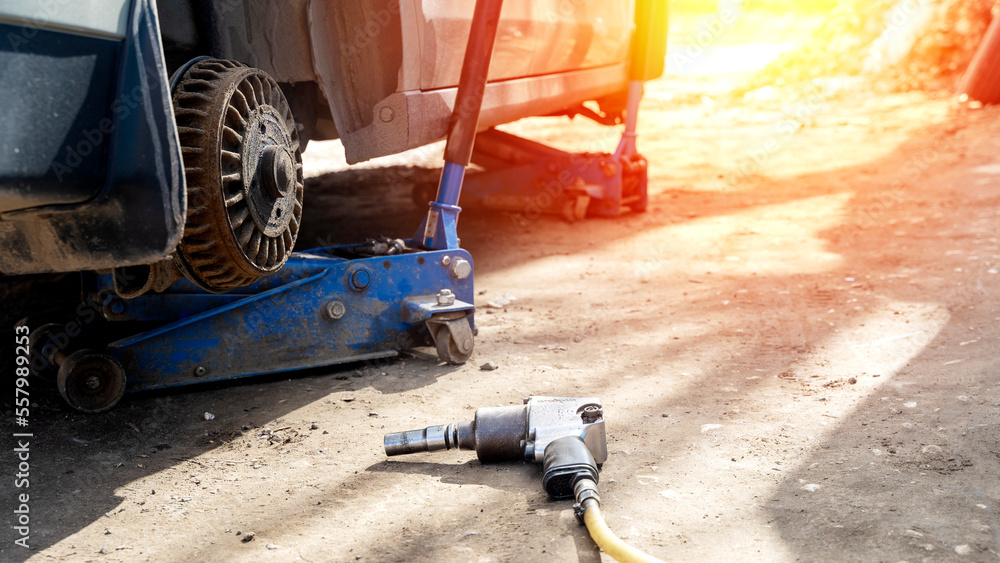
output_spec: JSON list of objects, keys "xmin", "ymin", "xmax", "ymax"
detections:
[{"xmin": 87, "ymin": 245, "xmax": 475, "ymax": 392}]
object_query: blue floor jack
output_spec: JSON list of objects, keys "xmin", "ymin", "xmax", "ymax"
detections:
[{"xmin": 35, "ymin": 0, "xmax": 508, "ymax": 414}]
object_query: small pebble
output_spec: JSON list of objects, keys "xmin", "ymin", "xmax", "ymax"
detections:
[
  {"xmin": 369, "ymin": 411, "xmax": 378, "ymax": 417},
  {"xmin": 242, "ymin": 531, "xmax": 256, "ymax": 542},
  {"xmin": 479, "ymin": 362, "xmax": 498, "ymax": 371},
  {"xmin": 660, "ymin": 489, "xmax": 681, "ymax": 500},
  {"xmin": 311, "ymin": 423, "xmax": 320, "ymax": 430},
  {"xmin": 204, "ymin": 412, "xmax": 215, "ymax": 421},
  {"xmin": 99, "ymin": 547, "xmax": 108, "ymax": 554},
  {"xmin": 352, "ymin": 370, "xmax": 364, "ymax": 378},
  {"xmin": 266, "ymin": 543, "xmax": 279, "ymax": 550},
  {"xmin": 848, "ymin": 377, "xmax": 857, "ymax": 384},
  {"xmin": 485, "ymin": 292, "xmax": 517, "ymax": 308}
]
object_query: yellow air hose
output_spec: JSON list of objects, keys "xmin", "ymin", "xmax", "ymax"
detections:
[{"xmin": 575, "ymin": 479, "xmax": 665, "ymax": 563}]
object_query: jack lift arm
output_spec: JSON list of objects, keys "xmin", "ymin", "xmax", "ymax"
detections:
[{"xmin": 35, "ymin": 0, "xmax": 507, "ymax": 413}]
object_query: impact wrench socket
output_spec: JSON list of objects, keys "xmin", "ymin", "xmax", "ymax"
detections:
[{"xmin": 384, "ymin": 396, "xmax": 607, "ymax": 498}]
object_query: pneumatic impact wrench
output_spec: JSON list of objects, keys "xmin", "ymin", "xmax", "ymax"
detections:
[
  {"xmin": 383, "ymin": 396, "xmax": 606, "ymax": 499},
  {"xmin": 383, "ymin": 397, "xmax": 664, "ymax": 562}
]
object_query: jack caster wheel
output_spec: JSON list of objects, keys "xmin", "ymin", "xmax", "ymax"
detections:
[
  {"xmin": 429, "ymin": 313, "xmax": 475, "ymax": 364},
  {"xmin": 434, "ymin": 325, "xmax": 474, "ymax": 364},
  {"xmin": 57, "ymin": 350, "xmax": 127, "ymax": 413}
]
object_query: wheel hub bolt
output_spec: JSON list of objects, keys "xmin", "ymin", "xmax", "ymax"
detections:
[{"xmin": 85, "ymin": 375, "xmax": 101, "ymax": 390}]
